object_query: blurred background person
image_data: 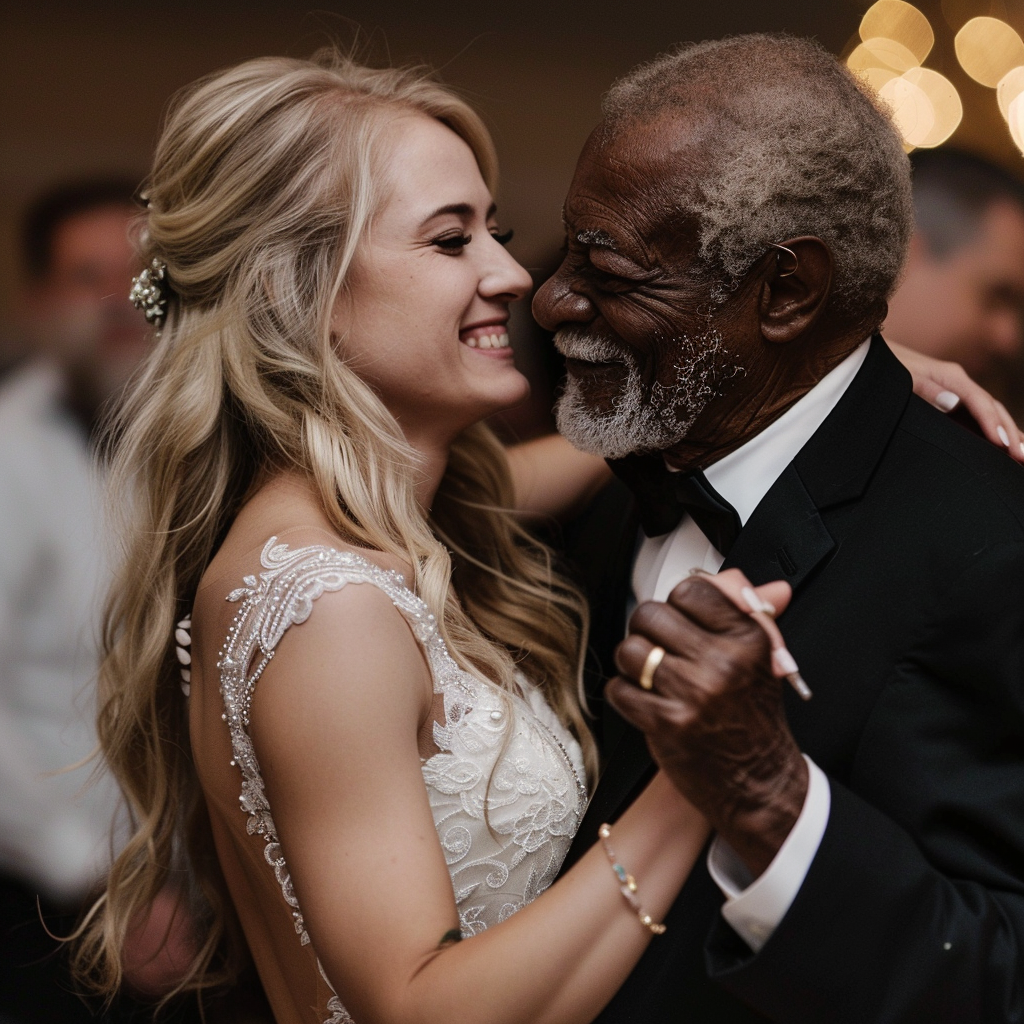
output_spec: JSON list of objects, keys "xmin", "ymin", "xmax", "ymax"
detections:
[
  {"xmin": 0, "ymin": 179, "xmax": 188, "ymax": 1021},
  {"xmin": 883, "ymin": 148, "xmax": 1024, "ymax": 400}
]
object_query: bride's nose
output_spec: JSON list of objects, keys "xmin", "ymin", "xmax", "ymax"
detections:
[{"xmin": 480, "ymin": 241, "xmax": 533, "ymax": 303}]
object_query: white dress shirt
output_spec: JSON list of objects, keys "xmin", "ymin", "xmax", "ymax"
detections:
[
  {"xmin": 631, "ymin": 339, "xmax": 870, "ymax": 952},
  {"xmin": 0, "ymin": 363, "xmax": 122, "ymax": 902}
]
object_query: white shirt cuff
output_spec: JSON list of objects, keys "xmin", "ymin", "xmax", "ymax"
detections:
[{"xmin": 706, "ymin": 755, "xmax": 831, "ymax": 952}]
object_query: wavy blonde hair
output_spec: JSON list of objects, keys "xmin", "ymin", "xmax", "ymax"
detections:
[{"xmin": 74, "ymin": 50, "xmax": 595, "ymax": 1006}]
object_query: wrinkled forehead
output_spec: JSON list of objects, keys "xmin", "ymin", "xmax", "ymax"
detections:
[{"xmin": 563, "ymin": 112, "xmax": 709, "ymax": 253}]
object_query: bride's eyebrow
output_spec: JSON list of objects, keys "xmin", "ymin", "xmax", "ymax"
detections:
[{"xmin": 419, "ymin": 201, "xmax": 499, "ymax": 228}]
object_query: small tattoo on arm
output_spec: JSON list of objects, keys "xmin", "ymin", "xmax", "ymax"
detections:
[{"xmin": 438, "ymin": 928, "xmax": 463, "ymax": 948}]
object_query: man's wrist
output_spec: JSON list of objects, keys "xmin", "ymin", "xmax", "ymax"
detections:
[
  {"xmin": 716, "ymin": 751, "xmax": 809, "ymax": 878},
  {"xmin": 708, "ymin": 756, "xmax": 831, "ymax": 952}
]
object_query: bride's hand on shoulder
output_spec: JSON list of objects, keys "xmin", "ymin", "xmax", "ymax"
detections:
[{"xmin": 888, "ymin": 337, "xmax": 1024, "ymax": 463}]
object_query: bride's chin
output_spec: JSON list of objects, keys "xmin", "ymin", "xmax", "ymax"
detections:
[{"xmin": 483, "ymin": 374, "xmax": 532, "ymax": 414}]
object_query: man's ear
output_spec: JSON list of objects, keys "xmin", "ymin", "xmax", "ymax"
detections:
[{"xmin": 758, "ymin": 236, "xmax": 833, "ymax": 343}]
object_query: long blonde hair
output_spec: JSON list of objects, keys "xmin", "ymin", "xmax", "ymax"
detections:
[{"xmin": 74, "ymin": 50, "xmax": 595, "ymax": 1004}]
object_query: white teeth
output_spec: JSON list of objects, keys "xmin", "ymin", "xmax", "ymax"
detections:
[{"xmin": 462, "ymin": 331, "xmax": 509, "ymax": 349}]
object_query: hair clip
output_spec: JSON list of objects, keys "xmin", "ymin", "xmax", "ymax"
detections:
[
  {"xmin": 129, "ymin": 257, "xmax": 169, "ymax": 326},
  {"xmin": 768, "ymin": 243, "xmax": 798, "ymax": 277}
]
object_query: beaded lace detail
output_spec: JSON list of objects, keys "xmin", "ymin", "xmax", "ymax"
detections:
[{"xmin": 215, "ymin": 538, "xmax": 587, "ymax": 1024}]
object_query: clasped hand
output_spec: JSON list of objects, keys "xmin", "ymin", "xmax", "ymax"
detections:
[{"xmin": 607, "ymin": 570, "xmax": 809, "ymax": 877}]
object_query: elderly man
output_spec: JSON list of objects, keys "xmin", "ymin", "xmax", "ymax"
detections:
[{"xmin": 537, "ymin": 36, "xmax": 1024, "ymax": 1024}]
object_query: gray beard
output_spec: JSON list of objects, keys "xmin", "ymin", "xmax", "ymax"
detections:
[{"xmin": 553, "ymin": 328, "xmax": 741, "ymax": 459}]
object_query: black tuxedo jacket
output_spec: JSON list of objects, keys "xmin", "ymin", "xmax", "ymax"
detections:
[{"xmin": 562, "ymin": 338, "xmax": 1024, "ymax": 1023}]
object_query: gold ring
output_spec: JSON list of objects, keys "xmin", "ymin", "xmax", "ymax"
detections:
[{"xmin": 638, "ymin": 645, "xmax": 665, "ymax": 691}]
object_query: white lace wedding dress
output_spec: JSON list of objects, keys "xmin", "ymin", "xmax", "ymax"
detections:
[{"xmin": 208, "ymin": 538, "xmax": 589, "ymax": 1024}]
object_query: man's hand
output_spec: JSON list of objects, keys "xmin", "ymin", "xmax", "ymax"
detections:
[{"xmin": 607, "ymin": 571, "xmax": 806, "ymax": 878}]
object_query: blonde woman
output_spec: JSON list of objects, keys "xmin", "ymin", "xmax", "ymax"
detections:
[
  {"xmin": 75, "ymin": 50, "xmax": 1018, "ymax": 1024},
  {"xmin": 69, "ymin": 51, "xmax": 723, "ymax": 1024}
]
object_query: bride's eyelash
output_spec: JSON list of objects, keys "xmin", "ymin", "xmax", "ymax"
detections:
[
  {"xmin": 433, "ymin": 233, "xmax": 472, "ymax": 251},
  {"xmin": 431, "ymin": 228, "xmax": 514, "ymax": 252}
]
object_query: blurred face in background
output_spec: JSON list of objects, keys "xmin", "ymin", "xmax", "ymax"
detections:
[
  {"xmin": 883, "ymin": 199, "xmax": 1024, "ymax": 381},
  {"xmin": 24, "ymin": 203, "xmax": 150, "ymax": 423}
]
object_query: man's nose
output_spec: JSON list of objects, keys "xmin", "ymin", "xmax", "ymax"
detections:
[{"xmin": 532, "ymin": 269, "xmax": 595, "ymax": 330}]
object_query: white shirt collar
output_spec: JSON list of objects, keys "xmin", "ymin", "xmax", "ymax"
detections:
[{"xmin": 703, "ymin": 339, "xmax": 871, "ymax": 525}]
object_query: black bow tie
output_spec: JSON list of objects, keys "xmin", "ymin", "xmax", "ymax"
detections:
[{"xmin": 608, "ymin": 453, "xmax": 743, "ymax": 555}]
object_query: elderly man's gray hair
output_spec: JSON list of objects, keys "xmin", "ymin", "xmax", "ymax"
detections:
[{"xmin": 602, "ymin": 34, "xmax": 913, "ymax": 326}]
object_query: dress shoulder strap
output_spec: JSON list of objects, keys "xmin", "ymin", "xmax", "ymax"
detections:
[{"xmin": 214, "ymin": 537, "xmax": 478, "ymax": 952}]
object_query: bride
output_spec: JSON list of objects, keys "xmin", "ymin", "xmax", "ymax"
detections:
[{"xmin": 74, "ymin": 50, "xmax": 1017, "ymax": 1023}]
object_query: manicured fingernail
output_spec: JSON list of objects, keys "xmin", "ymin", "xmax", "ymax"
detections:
[
  {"xmin": 789, "ymin": 672, "xmax": 813, "ymax": 701},
  {"xmin": 934, "ymin": 390, "xmax": 960, "ymax": 412},
  {"xmin": 741, "ymin": 586, "xmax": 776, "ymax": 617},
  {"xmin": 772, "ymin": 648, "xmax": 812, "ymax": 699},
  {"xmin": 1019, "ymin": 442, "xmax": 1024, "ymax": 458},
  {"xmin": 773, "ymin": 647, "xmax": 799, "ymax": 674},
  {"xmin": 998, "ymin": 425, "xmax": 1011, "ymax": 446}
]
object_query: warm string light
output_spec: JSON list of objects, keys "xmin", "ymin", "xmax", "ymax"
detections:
[
  {"xmin": 954, "ymin": 17, "xmax": 1024, "ymax": 88},
  {"xmin": 847, "ymin": 0, "xmax": 961, "ymax": 150},
  {"xmin": 848, "ymin": 2, "xmax": 1024, "ymax": 156},
  {"xmin": 954, "ymin": 16, "xmax": 1024, "ymax": 155},
  {"xmin": 953, "ymin": 17, "xmax": 1024, "ymax": 156}
]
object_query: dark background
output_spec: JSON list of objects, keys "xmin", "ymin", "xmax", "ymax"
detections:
[{"xmin": 5, "ymin": 0, "xmax": 1024, "ymax": 370}]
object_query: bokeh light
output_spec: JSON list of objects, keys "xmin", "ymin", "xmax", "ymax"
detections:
[
  {"xmin": 878, "ymin": 74, "xmax": 935, "ymax": 148},
  {"xmin": 954, "ymin": 17, "xmax": 1024, "ymax": 88},
  {"xmin": 997, "ymin": 66, "xmax": 1024, "ymax": 121},
  {"xmin": 1007, "ymin": 91, "xmax": 1024, "ymax": 152},
  {"xmin": 859, "ymin": 37, "xmax": 921, "ymax": 73},
  {"xmin": 848, "ymin": 40, "xmax": 914, "ymax": 75},
  {"xmin": 860, "ymin": 1, "xmax": 934, "ymax": 66},
  {"xmin": 902, "ymin": 67, "xmax": 963, "ymax": 146},
  {"xmin": 849, "ymin": 3, "xmax": 962, "ymax": 154}
]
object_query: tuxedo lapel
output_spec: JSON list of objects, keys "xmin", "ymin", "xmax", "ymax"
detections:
[
  {"xmin": 721, "ymin": 464, "xmax": 833, "ymax": 585},
  {"xmin": 566, "ymin": 337, "xmax": 913, "ymax": 863},
  {"xmin": 725, "ymin": 337, "xmax": 910, "ymax": 585}
]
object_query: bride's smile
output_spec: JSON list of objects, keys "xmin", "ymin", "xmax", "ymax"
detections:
[{"xmin": 333, "ymin": 113, "xmax": 532, "ymax": 450}]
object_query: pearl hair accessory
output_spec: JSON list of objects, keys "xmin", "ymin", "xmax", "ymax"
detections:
[{"xmin": 129, "ymin": 257, "xmax": 169, "ymax": 326}]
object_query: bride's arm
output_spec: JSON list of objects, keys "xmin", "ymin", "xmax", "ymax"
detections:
[
  {"xmin": 506, "ymin": 434, "xmax": 613, "ymax": 520},
  {"xmin": 252, "ymin": 583, "xmax": 706, "ymax": 1024},
  {"xmin": 889, "ymin": 339, "xmax": 1024, "ymax": 462}
]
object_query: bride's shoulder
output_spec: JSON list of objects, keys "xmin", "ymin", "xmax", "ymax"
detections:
[
  {"xmin": 192, "ymin": 475, "xmax": 419, "ymax": 649},
  {"xmin": 190, "ymin": 519, "xmax": 433, "ymax": 726}
]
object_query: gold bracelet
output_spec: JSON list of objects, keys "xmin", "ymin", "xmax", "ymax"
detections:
[{"xmin": 598, "ymin": 823, "xmax": 667, "ymax": 935}]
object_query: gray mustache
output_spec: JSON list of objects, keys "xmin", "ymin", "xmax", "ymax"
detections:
[{"xmin": 553, "ymin": 329, "xmax": 630, "ymax": 365}]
